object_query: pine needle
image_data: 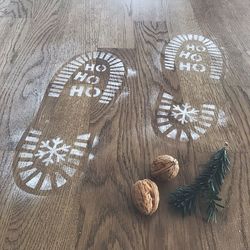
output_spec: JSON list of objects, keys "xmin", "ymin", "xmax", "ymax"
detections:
[{"xmin": 169, "ymin": 146, "xmax": 230, "ymax": 222}]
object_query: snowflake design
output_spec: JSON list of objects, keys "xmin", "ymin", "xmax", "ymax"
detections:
[
  {"xmin": 35, "ymin": 138, "xmax": 71, "ymax": 166},
  {"xmin": 171, "ymin": 103, "xmax": 199, "ymax": 124}
]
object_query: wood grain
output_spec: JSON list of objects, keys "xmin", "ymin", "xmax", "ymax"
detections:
[
  {"xmin": 0, "ymin": 0, "xmax": 32, "ymax": 18},
  {"xmin": 0, "ymin": 0, "xmax": 250, "ymax": 249},
  {"xmin": 0, "ymin": 0, "xmax": 69, "ymax": 151}
]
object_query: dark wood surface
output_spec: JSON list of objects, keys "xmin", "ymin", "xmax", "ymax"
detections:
[{"xmin": 0, "ymin": 0, "xmax": 249, "ymax": 249}]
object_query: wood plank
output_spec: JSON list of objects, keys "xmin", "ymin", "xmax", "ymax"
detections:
[
  {"xmin": 0, "ymin": 0, "xmax": 250, "ymax": 249},
  {"xmin": 131, "ymin": 0, "xmax": 167, "ymax": 21},
  {"xmin": 98, "ymin": 0, "xmax": 134, "ymax": 48},
  {"xmin": 2, "ymin": 159, "xmax": 81, "ymax": 249},
  {"xmin": 0, "ymin": 17, "xmax": 32, "ymax": 151},
  {"xmin": 0, "ymin": 0, "xmax": 33, "ymax": 18},
  {"xmin": 190, "ymin": 0, "xmax": 250, "ymax": 88},
  {"xmin": 0, "ymin": 151, "xmax": 17, "ymax": 250},
  {"xmin": 0, "ymin": 1, "xmax": 70, "ymax": 151}
]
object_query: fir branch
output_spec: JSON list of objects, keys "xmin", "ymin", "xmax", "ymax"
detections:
[
  {"xmin": 169, "ymin": 146, "xmax": 230, "ymax": 222},
  {"xmin": 205, "ymin": 190, "xmax": 224, "ymax": 223},
  {"xmin": 169, "ymin": 184, "xmax": 198, "ymax": 216},
  {"xmin": 196, "ymin": 147, "xmax": 230, "ymax": 194}
]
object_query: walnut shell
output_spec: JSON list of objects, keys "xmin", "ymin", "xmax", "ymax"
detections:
[
  {"xmin": 151, "ymin": 155, "xmax": 179, "ymax": 181},
  {"xmin": 131, "ymin": 179, "xmax": 160, "ymax": 215}
]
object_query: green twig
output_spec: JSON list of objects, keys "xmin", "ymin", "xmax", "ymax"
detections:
[{"xmin": 169, "ymin": 145, "xmax": 230, "ymax": 222}]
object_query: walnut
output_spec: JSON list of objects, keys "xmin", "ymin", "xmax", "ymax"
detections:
[
  {"xmin": 131, "ymin": 179, "xmax": 160, "ymax": 215},
  {"xmin": 151, "ymin": 155, "xmax": 179, "ymax": 181}
]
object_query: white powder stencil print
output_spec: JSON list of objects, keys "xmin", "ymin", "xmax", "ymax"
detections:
[
  {"xmin": 127, "ymin": 68, "xmax": 137, "ymax": 78},
  {"xmin": 155, "ymin": 91, "xmax": 226, "ymax": 142},
  {"xmin": 15, "ymin": 130, "xmax": 98, "ymax": 194},
  {"xmin": 217, "ymin": 109, "xmax": 228, "ymax": 127},
  {"xmin": 164, "ymin": 34, "xmax": 223, "ymax": 80},
  {"xmin": 48, "ymin": 51, "xmax": 126, "ymax": 105},
  {"xmin": 12, "ymin": 50, "xmax": 129, "ymax": 196},
  {"xmin": 14, "ymin": 128, "xmax": 99, "ymax": 195}
]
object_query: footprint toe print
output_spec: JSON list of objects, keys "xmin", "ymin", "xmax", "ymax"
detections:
[
  {"xmin": 13, "ymin": 51, "xmax": 126, "ymax": 195},
  {"xmin": 164, "ymin": 34, "xmax": 224, "ymax": 80},
  {"xmin": 48, "ymin": 51, "xmax": 125, "ymax": 103}
]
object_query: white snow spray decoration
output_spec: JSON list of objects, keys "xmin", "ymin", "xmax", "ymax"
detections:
[
  {"xmin": 217, "ymin": 109, "xmax": 228, "ymax": 127},
  {"xmin": 156, "ymin": 92, "xmax": 216, "ymax": 141},
  {"xmin": 164, "ymin": 34, "xmax": 223, "ymax": 80}
]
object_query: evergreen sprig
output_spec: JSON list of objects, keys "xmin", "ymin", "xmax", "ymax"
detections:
[{"xmin": 169, "ymin": 146, "xmax": 230, "ymax": 222}]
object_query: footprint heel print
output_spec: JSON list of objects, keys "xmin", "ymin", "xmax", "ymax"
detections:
[
  {"xmin": 15, "ymin": 130, "xmax": 95, "ymax": 193},
  {"xmin": 156, "ymin": 92, "xmax": 217, "ymax": 141},
  {"xmin": 13, "ymin": 51, "xmax": 126, "ymax": 195}
]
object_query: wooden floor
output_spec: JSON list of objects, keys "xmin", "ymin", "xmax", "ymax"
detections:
[{"xmin": 0, "ymin": 0, "xmax": 250, "ymax": 249}]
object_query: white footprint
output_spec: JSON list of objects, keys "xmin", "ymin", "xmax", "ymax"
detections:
[{"xmin": 13, "ymin": 50, "xmax": 125, "ymax": 195}]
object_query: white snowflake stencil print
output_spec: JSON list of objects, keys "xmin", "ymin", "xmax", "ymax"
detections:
[
  {"xmin": 171, "ymin": 104, "xmax": 199, "ymax": 124},
  {"xmin": 35, "ymin": 138, "xmax": 71, "ymax": 166}
]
